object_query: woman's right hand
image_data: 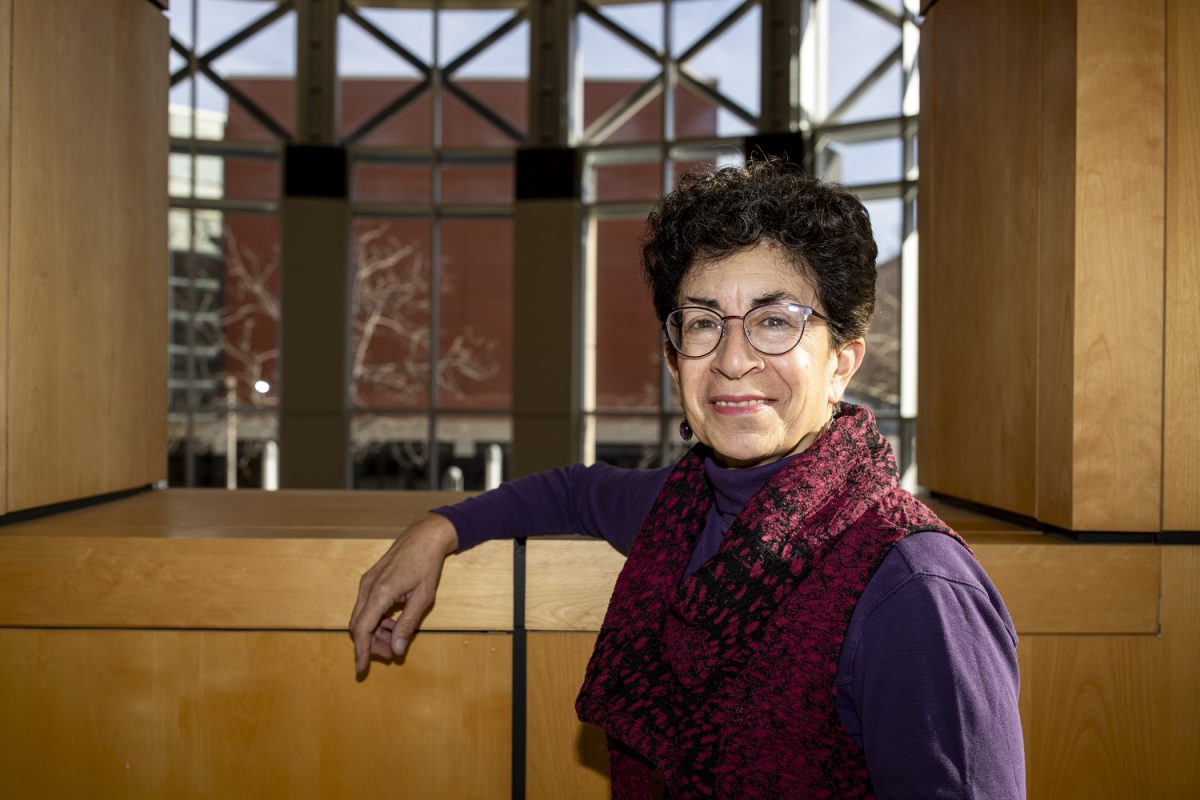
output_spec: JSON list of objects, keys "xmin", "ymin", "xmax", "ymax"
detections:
[{"xmin": 349, "ymin": 512, "xmax": 459, "ymax": 675}]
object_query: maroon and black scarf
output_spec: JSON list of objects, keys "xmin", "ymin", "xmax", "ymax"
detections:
[{"xmin": 576, "ymin": 403, "xmax": 963, "ymax": 798}]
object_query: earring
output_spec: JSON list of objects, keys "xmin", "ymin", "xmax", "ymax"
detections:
[{"xmin": 679, "ymin": 419, "xmax": 693, "ymax": 441}]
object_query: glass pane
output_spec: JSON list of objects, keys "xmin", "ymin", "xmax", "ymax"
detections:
[
  {"xmin": 825, "ymin": 0, "xmax": 902, "ymax": 123},
  {"xmin": 595, "ymin": 219, "xmax": 661, "ymax": 412},
  {"xmin": 173, "ymin": 73, "xmax": 274, "ymax": 141},
  {"xmin": 580, "ymin": 11, "xmax": 663, "ymax": 144},
  {"xmin": 170, "ymin": 154, "xmax": 280, "ymax": 201},
  {"xmin": 338, "ymin": 9, "xmax": 431, "ymax": 142},
  {"xmin": 168, "ymin": 0, "xmax": 194, "ymax": 48},
  {"xmin": 168, "ymin": 209, "xmax": 282, "ymax": 488},
  {"xmin": 439, "ymin": 219, "xmax": 513, "ymax": 410},
  {"xmin": 440, "ymin": 163, "xmax": 513, "ymax": 205},
  {"xmin": 198, "ymin": 0, "xmax": 284, "ymax": 53},
  {"xmin": 670, "ymin": 0, "xmax": 740, "ymax": 58},
  {"xmin": 338, "ymin": 13, "xmax": 426, "ymax": 80},
  {"xmin": 818, "ymin": 138, "xmax": 903, "ymax": 185},
  {"xmin": 594, "ymin": 415, "xmax": 663, "ymax": 468},
  {"xmin": 353, "ymin": 414, "xmax": 432, "ymax": 489},
  {"xmin": 592, "ymin": 161, "xmax": 664, "ymax": 203},
  {"xmin": 597, "ymin": 1, "xmax": 662, "ymax": 52},
  {"xmin": 224, "ymin": 74, "xmax": 294, "ymax": 142},
  {"xmin": 439, "ymin": 84, "xmax": 525, "ymax": 147},
  {"xmin": 864, "ymin": 196, "xmax": 903, "ymax": 265},
  {"xmin": 221, "ymin": 213, "xmax": 282, "ymax": 406},
  {"xmin": 833, "ymin": 62, "xmax": 903, "ymax": 124},
  {"xmin": 440, "ymin": 10, "xmax": 528, "ymax": 76},
  {"xmin": 351, "ymin": 83, "xmax": 433, "ymax": 148},
  {"xmin": 207, "ymin": 7, "xmax": 296, "ymax": 80},
  {"xmin": 672, "ymin": 82, "xmax": 735, "ymax": 139},
  {"xmin": 358, "ymin": 7, "xmax": 434, "ymax": 66},
  {"xmin": 854, "ymin": 254, "xmax": 900, "ymax": 411},
  {"xmin": 350, "ymin": 218, "xmax": 433, "ymax": 409},
  {"xmin": 353, "ymin": 163, "xmax": 431, "ymax": 205},
  {"xmin": 674, "ymin": 0, "xmax": 759, "ymax": 136},
  {"xmin": 435, "ymin": 416, "xmax": 512, "ymax": 491}
]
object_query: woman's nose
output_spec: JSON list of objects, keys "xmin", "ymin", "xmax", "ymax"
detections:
[{"xmin": 711, "ymin": 322, "xmax": 762, "ymax": 378}]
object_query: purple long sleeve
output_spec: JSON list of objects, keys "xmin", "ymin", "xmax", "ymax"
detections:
[
  {"xmin": 433, "ymin": 462, "xmax": 670, "ymax": 554},
  {"xmin": 837, "ymin": 532, "xmax": 1025, "ymax": 798},
  {"xmin": 435, "ymin": 464, "xmax": 1024, "ymax": 798}
]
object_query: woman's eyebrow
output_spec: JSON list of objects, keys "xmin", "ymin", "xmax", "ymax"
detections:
[
  {"xmin": 753, "ymin": 290, "xmax": 793, "ymax": 305},
  {"xmin": 683, "ymin": 296, "xmax": 721, "ymax": 309}
]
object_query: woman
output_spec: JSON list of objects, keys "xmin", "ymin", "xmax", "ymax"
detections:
[{"xmin": 350, "ymin": 161, "xmax": 1025, "ymax": 798}]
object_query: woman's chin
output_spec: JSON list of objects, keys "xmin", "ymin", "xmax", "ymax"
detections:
[{"xmin": 704, "ymin": 436, "xmax": 781, "ymax": 469}]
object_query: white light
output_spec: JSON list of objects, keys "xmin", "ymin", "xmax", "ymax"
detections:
[{"xmin": 254, "ymin": 380, "xmax": 270, "ymax": 394}]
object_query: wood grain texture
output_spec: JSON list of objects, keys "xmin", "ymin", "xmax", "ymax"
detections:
[
  {"xmin": 1035, "ymin": 0, "xmax": 1078, "ymax": 528},
  {"xmin": 916, "ymin": 0, "xmax": 1040, "ymax": 516},
  {"xmin": 527, "ymin": 632, "xmax": 611, "ymax": 799},
  {"xmin": 0, "ymin": 630, "xmax": 512, "ymax": 799},
  {"xmin": 0, "ymin": 0, "xmax": 10, "ymax": 515},
  {"xmin": 6, "ymin": 0, "xmax": 167, "ymax": 511},
  {"xmin": 1158, "ymin": 546, "xmax": 1200, "ymax": 796},
  {"xmin": 1164, "ymin": 0, "xmax": 1200, "ymax": 530},
  {"xmin": 1019, "ymin": 547, "xmax": 1200, "ymax": 799},
  {"xmin": 0, "ymin": 490, "xmax": 512, "ymax": 629},
  {"xmin": 526, "ymin": 538, "xmax": 626, "ymax": 631},
  {"xmin": 3, "ymin": 488, "xmax": 478, "ymax": 533},
  {"xmin": 0, "ymin": 536, "xmax": 513, "ymax": 630},
  {"xmin": 1069, "ymin": 0, "xmax": 1164, "ymax": 531},
  {"xmin": 973, "ymin": 540, "xmax": 1159, "ymax": 634}
]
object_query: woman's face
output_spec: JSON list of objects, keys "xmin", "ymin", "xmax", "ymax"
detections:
[{"xmin": 666, "ymin": 244, "xmax": 865, "ymax": 469}]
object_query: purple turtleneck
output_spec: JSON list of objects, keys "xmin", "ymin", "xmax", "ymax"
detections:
[{"xmin": 435, "ymin": 458, "xmax": 1025, "ymax": 799}]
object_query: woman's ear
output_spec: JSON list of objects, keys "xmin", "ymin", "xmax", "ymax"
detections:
[
  {"xmin": 828, "ymin": 338, "xmax": 866, "ymax": 404},
  {"xmin": 664, "ymin": 339, "xmax": 681, "ymax": 387}
]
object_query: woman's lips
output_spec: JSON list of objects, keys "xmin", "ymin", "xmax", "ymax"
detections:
[{"xmin": 710, "ymin": 396, "xmax": 772, "ymax": 415}]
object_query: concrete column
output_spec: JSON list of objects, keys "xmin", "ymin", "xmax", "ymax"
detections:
[
  {"xmin": 279, "ymin": 1, "xmax": 350, "ymax": 488},
  {"xmin": 279, "ymin": 146, "xmax": 352, "ymax": 488}
]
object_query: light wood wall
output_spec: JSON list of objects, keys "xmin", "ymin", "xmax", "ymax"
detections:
[
  {"xmin": 1164, "ymin": 0, "xmax": 1200, "ymax": 530},
  {"xmin": 0, "ymin": 0, "xmax": 167, "ymax": 514},
  {"xmin": 0, "ymin": 630, "xmax": 512, "ymax": 799},
  {"xmin": 0, "ymin": 490, "xmax": 514, "ymax": 798},
  {"xmin": 0, "ymin": 0, "xmax": 12, "ymax": 516},
  {"xmin": 916, "ymin": 0, "xmax": 1041, "ymax": 518},
  {"xmin": 919, "ymin": 0, "xmax": 1185, "ymax": 532}
]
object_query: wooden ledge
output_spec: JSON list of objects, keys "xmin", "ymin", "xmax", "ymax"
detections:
[{"xmin": 0, "ymin": 489, "xmax": 512, "ymax": 631}]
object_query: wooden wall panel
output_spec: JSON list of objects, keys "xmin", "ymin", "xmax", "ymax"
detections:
[
  {"xmin": 916, "ymin": 0, "xmax": 1040, "ymax": 516},
  {"xmin": 6, "ymin": 0, "xmax": 167, "ymax": 511},
  {"xmin": 527, "ymin": 538, "xmax": 626, "ymax": 631},
  {"xmin": 0, "ymin": 490, "xmax": 514, "ymax": 630},
  {"xmin": 1019, "ymin": 548, "xmax": 1200, "ymax": 799},
  {"xmin": 527, "ymin": 632, "xmax": 610, "ymax": 800},
  {"xmin": 0, "ymin": 536, "xmax": 514, "ymax": 630},
  {"xmin": 1068, "ymin": 0, "xmax": 1165, "ymax": 531},
  {"xmin": 1035, "ymin": 0, "xmax": 1078, "ymax": 527},
  {"xmin": 0, "ymin": 0, "xmax": 10, "ymax": 515},
  {"xmin": 1164, "ymin": 0, "xmax": 1200, "ymax": 530},
  {"xmin": 0, "ymin": 630, "xmax": 512, "ymax": 799}
]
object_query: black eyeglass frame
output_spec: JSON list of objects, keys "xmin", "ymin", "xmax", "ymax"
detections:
[{"xmin": 664, "ymin": 302, "xmax": 830, "ymax": 359}]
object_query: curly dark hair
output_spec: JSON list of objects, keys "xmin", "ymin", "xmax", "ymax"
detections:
[{"xmin": 642, "ymin": 159, "xmax": 878, "ymax": 346}]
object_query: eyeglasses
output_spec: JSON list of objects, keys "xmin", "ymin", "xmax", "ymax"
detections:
[{"xmin": 664, "ymin": 302, "xmax": 829, "ymax": 358}]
